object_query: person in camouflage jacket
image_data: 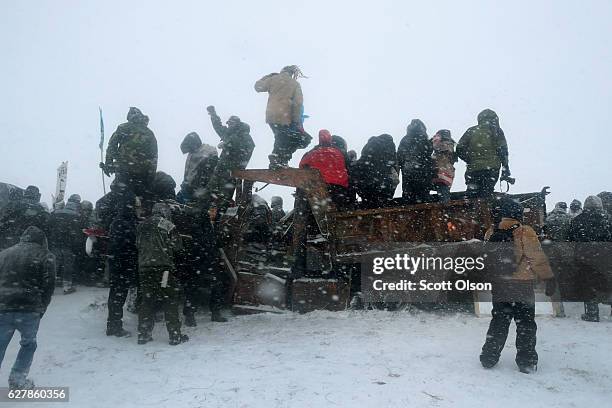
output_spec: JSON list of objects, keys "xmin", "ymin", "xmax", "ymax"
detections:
[
  {"xmin": 205, "ymin": 106, "xmax": 254, "ymax": 213},
  {"xmin": 136, "ymin": 202, "xmax": 186, "ymax": 345},
  {"xmin": 102, "ymin": 107, "xmax": 158, "ymax": 199}
]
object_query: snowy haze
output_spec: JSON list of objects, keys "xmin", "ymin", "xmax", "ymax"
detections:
[{"xmin": 1, "ymin": 0, "xmax": 611, "ymax": 208}]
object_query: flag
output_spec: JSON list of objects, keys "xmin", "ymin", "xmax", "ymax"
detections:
[{"xmin": 99, "ymin": 107, "xmax": 105, "ymax": 150}]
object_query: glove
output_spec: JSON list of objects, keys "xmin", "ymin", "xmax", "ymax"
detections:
[
  {"xmin": 206, "ymin": 105, "xmax": 216, "ymax": 115},
  {"xmin": 99, "ymin": 162, "xmax": 111, "ymax": 177},
  {"xmin": 545, "ymin": 278, "xmax": 556, "ymax": 297}
]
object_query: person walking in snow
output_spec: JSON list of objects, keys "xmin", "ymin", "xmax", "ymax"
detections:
[
  {"xmin": 480, "ymin": 196, "xmax": 556, "ymax": 374},
  {"xmin": 0, "ymin": 226, "xmax": 55, "ymax": 389},
  {"xmin": 568, "ymin": 195, "xmax": 612, "ymax": 322}
]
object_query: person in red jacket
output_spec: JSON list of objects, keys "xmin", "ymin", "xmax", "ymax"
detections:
[{"xmin": 299, "ymin": 129, "xmax": 351, "ymax": 209}]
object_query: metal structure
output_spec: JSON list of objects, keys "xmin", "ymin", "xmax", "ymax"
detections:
[{"xmin": 223, "ymin": 169, "xmax": 549, "ymax": 314}]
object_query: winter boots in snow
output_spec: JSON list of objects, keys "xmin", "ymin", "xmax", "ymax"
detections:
[
  {"xmin": 169, "ymin": 333, "xmax": 189, "ymax": 346},
  {"xmin": 211, "ymin": 310, "xmax": 228, "ymax": 322},
  {"xmin": 137, "ymin": 333, "xmax": 153, "ymax": 345},
  {"xmin": 581, "ymin": 302, "xmax": 600, "ymax": 322},
  {"xmin": 106, "ymin": 322, "xmax": 132, "ymax": 338},
  {"xmin": 184, "ymin": 313, "xmax": 197, "ymax": 327}
]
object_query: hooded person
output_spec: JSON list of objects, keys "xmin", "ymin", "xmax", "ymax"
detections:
[
  {"xmin": 254, "ymin": 65, "xmax": 312, "ymax": 169},
  {"xmin": 0, "ymin": 226, "xmax": 56, "ymax": 390},
  {"xmin": 568, "ymin": 195, "xmax": 612, "ymax": 322},
  {"xmin": 205, "ymin": 106, "xmax": 255, "ymax": 214},
  {"xmin": 0, "ymin": 186, "xmax": 49, "ymax": 251},
  {"xmin": 597, "ymin": 191, "xmax": 612, "ymax": 219},
  {"xmin": 101, "ymin": 107, "xmax": 158, "ymax": 200},
  {"xmin": 23, "ymin": 186, "xmax": 41, "ymax": 205},
  {"xmin": 271, "ymin": 196, "xmax": 286, "ymax": 224},
  {"xmin": 299, "ymin": 129, "xmax": 351, "ymax": 209},
  {"xmin": 136, "ymin": 202, "xmax": 187, "ymax": 345},
  {"xmin": 545, "ymin": 202, "xmax": 572, "ymax": 241},
  {"xmin": 569, "ymin": 199, "xmax": 582, "ymax": 218},
  {"xmin": 152, "ymin": 169, "xmax": 229, "ymax": 326},
  {"xmin": 352, "ymin": 134, "xmax": 398, "ymax": 208},
  {"xmin": 457, "ymin": 109, "xmax": 510, "ymax": 198},
  {"xmin": 48, "ymin": 199, "xmax": 81, "ymax": 294},
  {"xmin": 397, "ymin": 119, "xmax": 434, "ymax": 204},
  {"xmin": 480, "ymin": 196, "xmax": 555, "ymax": 374},
  {"xmin": 179, "ymin": 132, "xmax": 218, "ymax": 201}
]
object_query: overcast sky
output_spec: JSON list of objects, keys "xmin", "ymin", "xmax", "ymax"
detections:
[{"xmin": 1, "ymin": 0, "xmax": 611, "ymax": 210}]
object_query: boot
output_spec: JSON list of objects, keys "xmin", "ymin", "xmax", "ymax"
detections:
[
  {"xmin": 480, "ymin": 354, "xmax": 499, "ymax": 369},
  {"xmin": 9, "ymin": 378, "xmax": 35, "ymax": 390},
  {"xmin": 268, "ymin": 155, "xmax": 288, "ymax": 170},
  {"xmin": 184, "ymin": 313, "xmax": 197, "ymax": 327},
  {"xmin": 137, "ymin": 333, "xmax": 153, "ymax": 345},
  {"xmin": 63, "ymin": 286, "xmax": 76, "ymax": 295},
  {"xmin": 106, "ymin": 323, "xmax": 132, "ymax": 337},
  {"xmin": 518, "ymin": 364, "xmax": 537, "ymax": 374},
  {"xmin": 581, "ymin": 302, "xmax": 600, "ymax": 322},
  {"xmin": 211, "ymin": 310, "xmax": 228, "ymax": 322},
  {"xmin": 169, "ymin": 333, "xmax": 189, "ymax": 346}
]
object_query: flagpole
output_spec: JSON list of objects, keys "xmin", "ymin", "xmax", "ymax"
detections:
[{"xmin": 99, "ymin": 107, "xmax": 107, "ymax": 195}]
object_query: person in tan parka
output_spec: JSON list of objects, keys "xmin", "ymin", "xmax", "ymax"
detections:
[
  {"xmin": 255, "ymin": 65, "xmax": 312, "ymax": 169},
  {"xmin": 480, "ymin": 196, "xmax": 555, "ymax": 374}
]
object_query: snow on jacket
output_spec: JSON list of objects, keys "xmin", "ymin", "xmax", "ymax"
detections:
[
  {"xmin": 0, "ymin": 226, "xmax": 56, "ymax": 314},
  {"xmin": 568, "ymin": 196, "xmax": 612, "ymax": 243},
  {"xmin": 299, "ymin": 130, "xmax": 349, "ymax": 188},
  {"xmin": 254, "ymin": 71, "xmax": 304, "ymax": 126},
  {"xmin": 181, "ymin": 132, "xmax": 218, "ymax": 189},
  {"xmin": 352, "ymin": 134, "xmax": 398, "ymax": 199},
  {"xmin": 397, "ymin": 119, "xmax": 433, "ymax": 181},
  {"xmin": 545, "ymin": 203, "xmax": 572, "ymax": 241},
  {"xmin": 105, "ymin": 107, "xmax": 158, "ymax": 181}
]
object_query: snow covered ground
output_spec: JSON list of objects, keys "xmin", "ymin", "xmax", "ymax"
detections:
[{"xmin": 1, "ymin": 287, "xmax": 611, "ymax": 408}]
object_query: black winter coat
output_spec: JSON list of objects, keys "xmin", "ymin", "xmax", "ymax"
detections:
[
  {"xmin": 397, "ymin": 128, "xmax": 433, "ymax": 181},
  {"xmin": 48, "ymin": 203, "xmax": 82, "ymax": 253},
  {"xmin": 0, "ymin": 226, "xmax": 56, "ymax": 314},
  {"xmin": 0, "ymin": 200, "xmax": 49, "ymax": 251},
  {"xmin": 352, "ymin": 134, "xmax": 398, "ymax": 200}
]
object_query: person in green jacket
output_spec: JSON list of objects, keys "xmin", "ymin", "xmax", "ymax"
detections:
[
  {"xmin": 205, "ymin": 105, "xmax": 255, "ymax": 213},
  {"xmin": 456, "ymin": 109, "xmax": 511, "ymax": 198},
  {"xmin": 101, "ymin": 107, "xmax": 158, "ymax": 202},
  {"xmin": 136, "ymin": 202, "xmax": 187, "ymax": 346}
]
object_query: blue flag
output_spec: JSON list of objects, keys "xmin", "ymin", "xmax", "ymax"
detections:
[{"xmin": 99, "ymin": 107, "xmax": 105, "ymax": 150}]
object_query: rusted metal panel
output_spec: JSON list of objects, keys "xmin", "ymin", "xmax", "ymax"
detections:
[
  {"xmin": 290, "ymin": 278, "xmax": 350, "ymax": 313},
  {"xmin": 330, "ymin": 199, "xmax": 492, "ymax": 261},
  {"xmin": 232, "ymin": 271, "xmax": 288, "ymax": 309}
]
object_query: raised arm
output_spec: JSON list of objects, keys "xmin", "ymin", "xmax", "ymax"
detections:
[
  {"xmin": 207, "ymin": 105, "xmax": 228, "ymax": 140},
  {"xmin": 254, "ymin": 73, "xmax": 277, "ymax": 92}
]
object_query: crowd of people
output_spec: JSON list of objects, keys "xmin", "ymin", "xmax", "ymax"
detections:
[{"xmin": 0, "ymin": 64, "xmax": 610, "ymax": 388}]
